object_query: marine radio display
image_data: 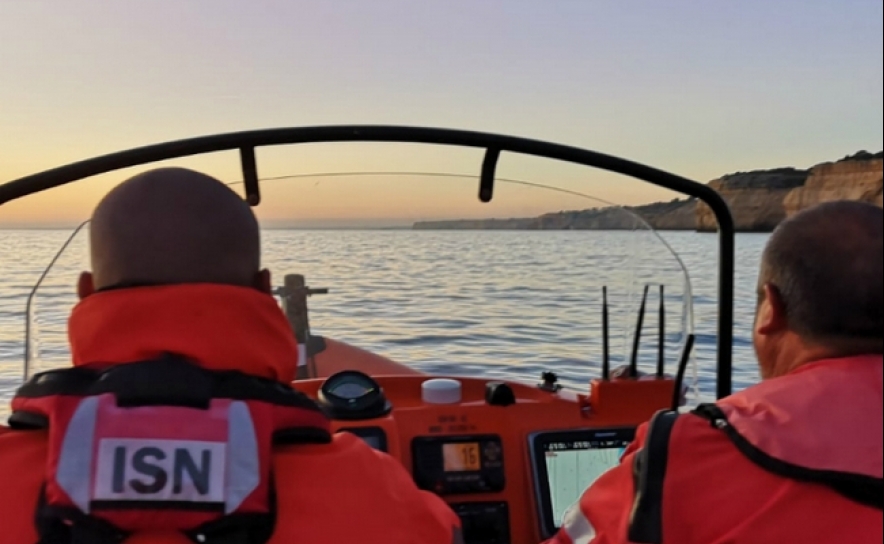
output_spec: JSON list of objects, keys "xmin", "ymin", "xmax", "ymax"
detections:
[
  {"xmin": 443, "ymin": 442, "xmax": 481, "ymax": 472},
  {"xmin": 530, "ymin": 428, "xmax": 636, "ymax": 538},
  {"xmin": 412, "ymin": 435, "xmax": 505, "ymax": 495}
]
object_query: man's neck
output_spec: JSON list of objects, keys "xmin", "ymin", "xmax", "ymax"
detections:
[{"xmin": 769, "ymin": 334, "xmax": 882, "ymax": 379}]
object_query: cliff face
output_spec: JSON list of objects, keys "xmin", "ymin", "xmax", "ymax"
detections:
[
  {"xmin": 696, "ymin": 169, "xmax": 809, "ymax": 232},
  {"xmin": 413, "ymin": 198, "xmax": 697, "ymax": 231},
  {"xmin": 634, "ymin": 199, "xmax": 696, "ymax": 230},
  {"xmin": 783, "ymin": 157, "xmax": 883, "ymax": 216},
  {"xmin": 697, "ymin": 152, "xmax": 882, "ymax": 231},
  {"xmin": 534, "ymin": 199, "xmax": 697, "ymax": 230},
  {"xmin": 415, "ymin": 151, "xmax": 882, "ymax": 232}
]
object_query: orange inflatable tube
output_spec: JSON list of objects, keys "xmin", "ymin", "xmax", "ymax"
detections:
[{"xmin": 305, "ymin": 336, "xmax": 425, "ymax": 379}]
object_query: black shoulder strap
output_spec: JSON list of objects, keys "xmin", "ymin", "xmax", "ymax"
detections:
[
  {"xmin": 37, "ymin": 493, "xmax": 275, "ymax": 544},
  {"xmin": 183, "ymin": 485, "xmax": 278, "ymax": 544},
  {"xmin": 35, "ymin": 490, "xmax": 129, "ymax": 544},
  {"xmin": 627, "ymin": 409, "xmax": 681, "ymax": 544},
  {"xmin": 10, "ymin": 354, "xmax": 332, "ymax": 441},
  {"xmin": 693, "ymin": 403, "xmax": 884, "ymax": 511}
]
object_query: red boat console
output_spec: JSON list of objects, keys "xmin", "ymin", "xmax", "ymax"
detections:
[{"xmin": 293, "ymin": 372, "xmax": 678, "ymax": 543}]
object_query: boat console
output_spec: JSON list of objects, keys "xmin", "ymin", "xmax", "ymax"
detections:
[
  {"xmin": 282, "ymin": 272, "xmax": 695, "ymax": 542},
  {"xmin": 292, "ymin": 363, "xmax": 681, "ymax": 543},
  {"xmin": 282, "ymin": 276, "xmax": 695, "ymax": 542}
]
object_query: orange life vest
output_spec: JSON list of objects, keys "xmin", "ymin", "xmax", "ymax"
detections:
[
  {"xmin": 550, "ymin": 355, "xmax": 884, "ymax": 544},
  {"xmin": 0, "ymin": 284, "xmax": 461, "ymax": 544}
]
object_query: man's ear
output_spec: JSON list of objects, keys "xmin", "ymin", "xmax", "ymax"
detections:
[
  {"xmin": 77, "ymin": 272, "xmax": 95, "ymax": 299},
  {"xmin": 755, "ymin": 283, "xmax": 788, "ymax": 336},
  {"xmin": 253, "ymin": 269, "xmax": 272, "ymax": 294}
]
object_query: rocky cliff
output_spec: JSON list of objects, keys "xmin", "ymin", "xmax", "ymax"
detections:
[
  {"xmin": 697, "ymin": 151, "xmax": 882, "ymax": 231},
  {"xmin": 413, "ymin": 198, "xmax": 697, "ymax": 231},
  {"xmin": 415, "ymin": 151, "xmax": 882, "ymax": 232},
  {"xmin": 695, "ymin": 168, "xmax": 809, "ymax": 232},
  {"xmin": 697, "ymin": 151, "xmax": 884, "ymax": 232},
  {"xmin": 783, "ymin": 153, "xmax": 883, "ymax": 216}
]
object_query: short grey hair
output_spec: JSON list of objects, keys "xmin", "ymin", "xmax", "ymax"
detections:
[{"xmin": 759, "ymin": 200, "xmax": 882, "ymax": 343}]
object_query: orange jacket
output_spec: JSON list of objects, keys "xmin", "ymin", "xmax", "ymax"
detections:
[
  {"xmin": 0, "ymin": 284, "xmax": 461, "ymax": 544},
  {"xmin": 548, "ymin": 355, "xmax": 884, "ymax": 544}
]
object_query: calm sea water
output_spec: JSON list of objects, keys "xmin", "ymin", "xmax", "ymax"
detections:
[{"xmin": 0, "ymin": 229, "xmax": 768, "ymax": 419}]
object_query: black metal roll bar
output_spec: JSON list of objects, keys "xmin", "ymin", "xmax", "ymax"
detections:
[{"xmin": 0, "ymin": 125, "xmax": 736, "ymax": 398}]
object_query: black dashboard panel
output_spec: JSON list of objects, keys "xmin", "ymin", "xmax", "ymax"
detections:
[
  {"xmin": 340, "ymin": 426, "xmax": 389, "ymax": 452},
  {"xmin": 452, "ymin": 502, "xmax": 510, "ymax": 544}
]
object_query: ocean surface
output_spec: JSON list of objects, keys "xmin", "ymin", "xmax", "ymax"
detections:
[{"xmin": 0, "ymin": 229, "xmax": 768, "ymax": 419}]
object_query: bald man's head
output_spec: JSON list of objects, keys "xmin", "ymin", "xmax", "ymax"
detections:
[
  {"xmin": 758, "ymin": 200, "xmax": 882, "ymax": 348},
  {"xmin": 86, "ymin": 167, "xmax": 262, "ymax": 291}
]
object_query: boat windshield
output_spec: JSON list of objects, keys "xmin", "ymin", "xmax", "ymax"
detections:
[{"xmin": 17, "ymin": 144, "xmax": 698, "ymax": 402}]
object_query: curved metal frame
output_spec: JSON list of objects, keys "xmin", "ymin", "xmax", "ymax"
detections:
[{"xmin": 0, "ymin": 125, "xmax": 736, "ymax": 398}]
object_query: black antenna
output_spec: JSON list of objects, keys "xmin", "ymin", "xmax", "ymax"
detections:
[
  {"xmin": 602, "ymin": 286, "xmax": 610, "ymax": 380},
  {"xmin": 657, "ymin": 284, "xmax": 665, "ymax": 378},
  {"xmin": 629, "ymin": 284, "xmax": 650, "ymax": 378},
  {"xmin": 671, "ymin": 333, "xmax": 696, "ymax": 411}
]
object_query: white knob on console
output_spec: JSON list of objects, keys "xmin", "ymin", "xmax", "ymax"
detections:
[{"xmin": 421, "ymin": 379, "xmax": 463, "ymax": 404}]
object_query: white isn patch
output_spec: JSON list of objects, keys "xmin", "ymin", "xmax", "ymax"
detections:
[{"xmin": 94, "ymin": 438, "xmax": 227, "ymax": 503}]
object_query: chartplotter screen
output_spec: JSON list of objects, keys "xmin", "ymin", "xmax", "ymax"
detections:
[{"xmin": 530, "ymin": 428, "xmax": 636, "ymax": 537}]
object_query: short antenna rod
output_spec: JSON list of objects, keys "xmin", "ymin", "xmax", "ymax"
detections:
[
  {"xmin": 602, "ymin": 286, "xmax": 610, "ymax": 380},
  {"xmin": 629, "ymin": 284, "xmax": 650, "ymax": 378},
  {"xmin": 657, "ymin": 284, "xmax": 665, "ymax": 378},
  {"xmin": 671, "ymin": 333, "xmax": 696, "ymax": 411}
]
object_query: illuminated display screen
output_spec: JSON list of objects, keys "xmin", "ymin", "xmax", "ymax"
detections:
[
  {"xmin": 531, "ymin": 428, "xmax": 636, "ymax": 538},
  {"xmin": 544, "ymin": 440, "xmax": 628, "ymax": 527},
  {"xmin": 412, "ymin": 435, "xmax": 504, "ymax": 495},
  {"xmin": 443, "ymin": 442, "xmax": 481, "ymax": 472}
]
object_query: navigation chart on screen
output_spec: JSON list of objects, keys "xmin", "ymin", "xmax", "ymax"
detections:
[{"xmin": 544, "ymin": 441, "xmax": 628, "ymax": 526}]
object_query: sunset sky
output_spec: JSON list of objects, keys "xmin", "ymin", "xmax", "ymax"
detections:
[{"xmin": 0, "ymin": 0, "xmax": 881, "ymax": 227}]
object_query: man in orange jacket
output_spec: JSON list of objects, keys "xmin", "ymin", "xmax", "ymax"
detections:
[
  {"xmin": 0, "ymin": 168, "xmax": 463, "ymax": 544},
  {"xmin": 548, "ymin": 200, "xmax": 883, "ymax": 544}
]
